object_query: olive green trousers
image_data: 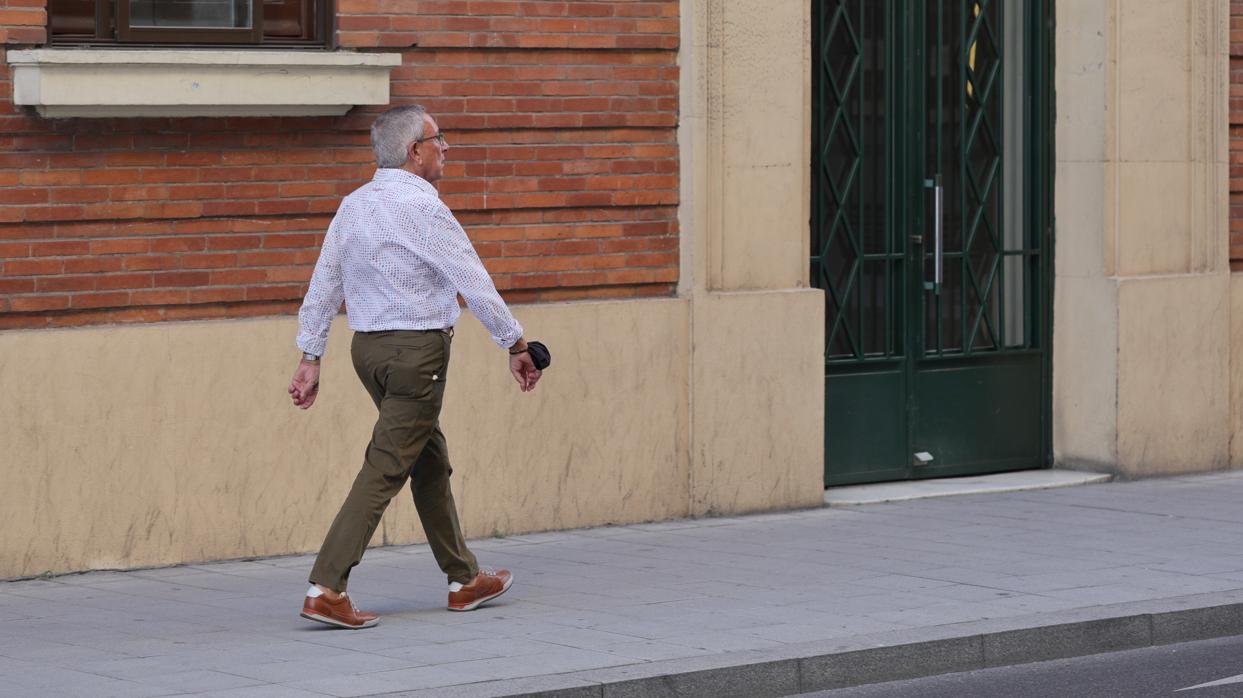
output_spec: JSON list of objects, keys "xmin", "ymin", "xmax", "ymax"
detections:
[{"xmin": 308, "ymin": 329, "xmax": 479, "ymax": 592}]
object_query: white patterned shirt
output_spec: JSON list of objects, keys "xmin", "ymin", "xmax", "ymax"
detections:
[{"xmin": 295, "ymin": 168, "xmax": 523, "ymax": 357}]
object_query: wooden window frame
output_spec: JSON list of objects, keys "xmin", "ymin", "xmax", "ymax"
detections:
[{"xmin": 49, "ymin": 0, "xmax": 331, "ymax": 47}]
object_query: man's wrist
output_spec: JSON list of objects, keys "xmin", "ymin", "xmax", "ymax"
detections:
[
  {"xmin": 301, "ymin": 352, "xmax": 321, "ymax": 364},
  {"xmin": 507, "ymin": 339, "xmax": 528, "ymax": 355}
]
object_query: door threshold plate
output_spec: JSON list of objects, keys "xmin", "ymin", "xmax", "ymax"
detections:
[{"xmin": 823, "ymin": 469, "xmax": 1112, "ymax": 507}]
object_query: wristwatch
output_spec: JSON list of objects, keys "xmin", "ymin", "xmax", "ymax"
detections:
[{"xmin": 302, "ymin": 352, "xmax": 320, "ymax": 363}]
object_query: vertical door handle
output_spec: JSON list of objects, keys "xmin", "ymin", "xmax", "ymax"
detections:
[
  {"xmin": 933, "ymin": 174, "xmax": 943, "ymax": 289},
  {"xmin": 923, "ymin": 175, "xmax": 943, "ymax": 293}
]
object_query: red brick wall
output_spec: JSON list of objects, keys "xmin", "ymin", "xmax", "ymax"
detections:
[
  {"xmin": 0, "ymin": 1, "xmax": 679, "ymax": 330},
  {"xmin": 0, "ymin": 0, "xmax": 43, "ymax": 45},
  {"xmin": 1232, "ymin": 1, "xmax": 1243, "ymax": 270}
]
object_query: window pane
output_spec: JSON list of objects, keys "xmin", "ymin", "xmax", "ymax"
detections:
[{"xmin": 130, "ymin": 0, "xmax": 253, "ymax": 29}]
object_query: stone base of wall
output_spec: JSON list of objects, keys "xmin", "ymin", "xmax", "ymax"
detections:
[{"xmin": 0, "ymin": 291, "xmax": 823, "ymax": 579}]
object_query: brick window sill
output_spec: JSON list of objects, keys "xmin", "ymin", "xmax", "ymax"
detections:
[{"xmin": 7, "ymin": 49, "xmax": 403, "ymax": 118}]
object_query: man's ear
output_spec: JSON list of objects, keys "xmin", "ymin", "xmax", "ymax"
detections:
[{"xmin": 408, "ymin": 140, "xmax": 420, "ymax": 164}]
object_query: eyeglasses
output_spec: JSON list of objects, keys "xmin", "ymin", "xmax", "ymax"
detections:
[{"xmin": 414, "ymin": 131, "xmax": 447, "ymax": 147}]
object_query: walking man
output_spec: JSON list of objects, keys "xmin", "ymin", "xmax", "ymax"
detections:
[{"xmin": 288, "ymin": 104, "xmax": 543, "ymax": 629}]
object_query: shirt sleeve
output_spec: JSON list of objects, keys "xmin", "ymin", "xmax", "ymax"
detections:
[
  {"xmin": 424, "ymin": 203, "xmax": 524, "ymax": 348},
  {"xmin": 295, "ymin": 214, "xmax": 346, "ymax": 357}
]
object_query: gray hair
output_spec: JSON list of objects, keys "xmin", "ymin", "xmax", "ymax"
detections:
[{"xmin": 371, "ymin": 104, "xmax": 427, "ymax": 168}]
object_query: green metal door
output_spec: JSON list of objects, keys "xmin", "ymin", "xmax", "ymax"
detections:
[{"xmin": 812, "ymin": 0, "xmax": 1052, "ymax": 486}]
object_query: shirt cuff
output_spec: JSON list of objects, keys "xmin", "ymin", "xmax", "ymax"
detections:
[
  {"xmin": 296, "ymin": 335, "xmax": 328, "ymax": 358},
  {"xmin": 494, "ymin": 322, "xmax": 523, "ymax": 350}
]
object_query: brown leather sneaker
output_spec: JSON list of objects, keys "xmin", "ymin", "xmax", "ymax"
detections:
[
  {"xmin": 447, "ymin": 568, "xmax": 513, "ymax": 611},
  {"xmin": 301, "ymin": 592, "xmax": 379, "ymax": 629}
]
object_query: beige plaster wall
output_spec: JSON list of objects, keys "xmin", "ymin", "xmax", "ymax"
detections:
[
  {"xmin": 1117, "ymin": 274, "xmax": 1231, "ymax": 475},
  {"xmin": 1051, "ymin": 276, "xmax": 1118, "ymax": 469},
  {"xmin": 714, "ymin": 1, "xmax": 809, "ymax": 292},
  {"xmin": 689, "ymin": 290, "xmax": 825, "ymax": 516},
  {"xmin": 0, "ymin": 289, "xmax": 825, "ymax": 578},
  {"xmin": 1052, "ymin": 0, "xmax": 1115, "ymax": 468},
  {"xmin": 1054, "ymin": 0, "xmax": 1232, "ymax": 477},
  {"xmin": 0, "ymin": 301, "xmax": 692, "ymax": 578},
  {"xmin": 680, "ymin": 0, "xmax": 811, "ymax": 293},
  {"xmin": 1230, "ymin": 276, "xmax": 1243, "ymax": 465},
  {"xmin": 677, "ymin": 0, "xmax": 823, "ymax": 508}
]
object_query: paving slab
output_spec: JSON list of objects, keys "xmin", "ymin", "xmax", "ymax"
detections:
[{"xmin": 4, "ymin": 470, "xmax": 1243, "ymax": 696}]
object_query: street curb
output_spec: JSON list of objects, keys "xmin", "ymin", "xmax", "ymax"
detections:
[{"xmin": 373, "ymin": 590, "xmax": 1243, "ymax": 697}]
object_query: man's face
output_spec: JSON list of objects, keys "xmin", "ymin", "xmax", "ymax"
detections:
[{"xmin": 411, "ymin": 114, "xmax": 449, "ymax": 182}]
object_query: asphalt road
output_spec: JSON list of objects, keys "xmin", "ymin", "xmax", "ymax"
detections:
[{"xmin": 792, "ymin": 635, "xmax": 1243, "ymax": 698}]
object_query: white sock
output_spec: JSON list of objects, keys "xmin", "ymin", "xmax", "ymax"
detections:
[
  {"xmin": 307, "ymin": 585, "xmax": 323, "ymax": 598},
  {"xmin": 448, "ymin": 582, "xmax": 464, "ymax": 592}
]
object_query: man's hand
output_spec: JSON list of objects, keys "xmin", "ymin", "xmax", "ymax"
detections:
[
  {"xmin": 509, "ymin": 351, "xmax": 542, "ymax": 392},
  {"xmin": 289, "ymin": 360, "xmax": 321, "ymax": 409}
]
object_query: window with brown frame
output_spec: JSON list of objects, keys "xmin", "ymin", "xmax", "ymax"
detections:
[{"xmin": 49, "ymin": 0, "xmax": 327, "ymax": 46}]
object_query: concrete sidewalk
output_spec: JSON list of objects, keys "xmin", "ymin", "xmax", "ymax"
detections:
[{"xmin": 5, "ymin": 471, "xmax": 1243, "ymax": 698}]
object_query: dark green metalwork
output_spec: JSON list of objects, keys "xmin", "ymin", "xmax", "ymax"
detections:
[
  {"xmin": 813, "ymin": 0, "xmax": 1053, "ymax": 486},
  {"xmin": 813, "ymin": 0, "xmax": 909, "ymax": 484},
  {"xmin": 812, "ymin": 0, "xmax": 900, "ymax": 364}
]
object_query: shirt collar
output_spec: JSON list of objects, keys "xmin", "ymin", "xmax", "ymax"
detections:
[{"xmin": 372, "ymin": 168, "xmax": 437, "ymax": 195}]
